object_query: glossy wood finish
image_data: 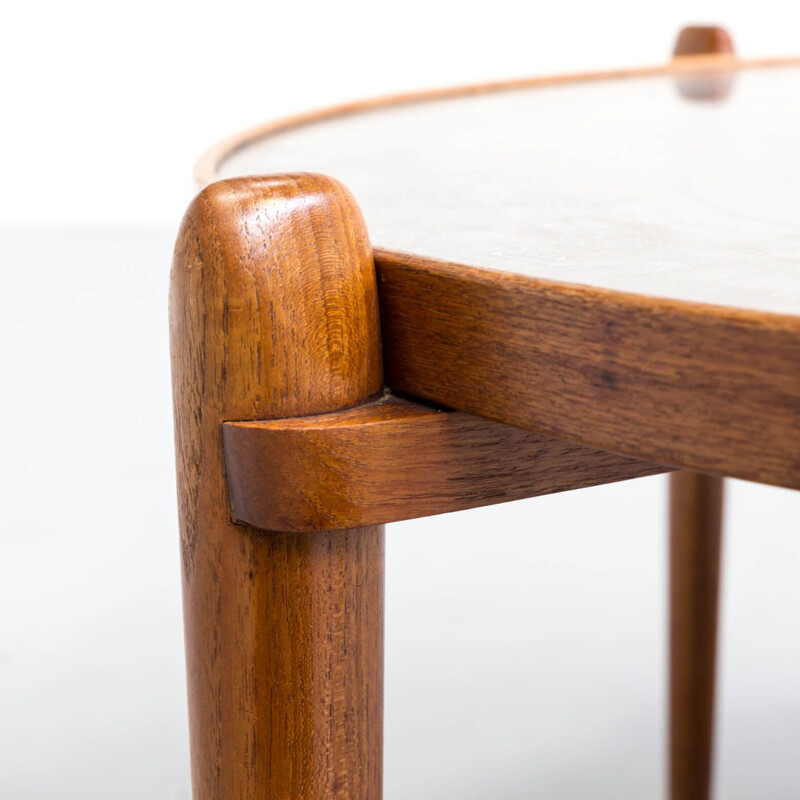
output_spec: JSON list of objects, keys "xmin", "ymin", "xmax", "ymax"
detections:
[
  {"xmin": 181, "ymin": 29, "xmax": 800, "ymax": 800},
  {"xmin": 670, "ymin": 472, "xmax": 724, "ymax": 800},
  {"xmin": 377, "ymin": 251, "xmax": 800, "ymax": 489},
  {"xmin": 223, "ymin": 394, "xmax": 667, "ymax": 532},
  {"xmin": 170, "ymin": 174, "xmax": 384, "ymax": 800}
]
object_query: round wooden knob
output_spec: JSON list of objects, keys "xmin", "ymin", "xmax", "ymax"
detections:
[
  {"xmin": 672, "ymin": 25, "xmax": 736, "ymax": 101},
  {"xmin": 673, "ymin": 25, "xmax": 734, "ymax": 58}
]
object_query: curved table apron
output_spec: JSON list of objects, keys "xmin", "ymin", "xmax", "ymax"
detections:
[{"xmin": 200, "ymin": 56, "xmax": 800, "ymax": 488}]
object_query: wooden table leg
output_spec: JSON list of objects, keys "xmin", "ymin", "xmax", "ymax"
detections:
[
  {"xmin": 669, "ymin": 471, "xmax": 724, "ymax": 800},
  {"xmin": 170, "ymin": 174, "xmax": 384, "ymax": 799}
]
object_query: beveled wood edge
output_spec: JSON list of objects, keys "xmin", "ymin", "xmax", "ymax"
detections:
[
  {"xmin": 222, "ymin": 394, "xmax": 669, "ymax": 532},
  {"xmin": 375, "ymin": 250, "xmax": 800, "ymax": 489},
  {"xmin": 374, "ymin": 247, "xmax": 800, "ymax": 328},
  {"xmin": 196, "ymin": 54, "xmax": 800, "ymax": 187}
]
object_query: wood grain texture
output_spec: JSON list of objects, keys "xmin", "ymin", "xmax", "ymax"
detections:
[
  {"xmin": 670, "ymin": 472, "xmax": 724, "ymax": 800},
  {"xmin": 376, "ymin": 250, "xmax": 800, "ymax": 488},
  {"xmin": 170, "ymin": 174, "xmax": 384, "ymax": 800},
  {"xmin": 222, "ymin": 394, "xmax": 668, "ymax": 531}
]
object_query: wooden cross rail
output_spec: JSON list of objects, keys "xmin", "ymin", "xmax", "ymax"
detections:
[{"xmin": 223, "ymin": 393, "xmax": 667, "ymax": 532}]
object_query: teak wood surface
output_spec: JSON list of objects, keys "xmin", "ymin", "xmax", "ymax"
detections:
[
  {"xmin": 176, "ymin": 25, "xmax": 799, "ymax": 800},
  {"xmin": 223, "ymin": 394, "xmax": 667, "ymax": 532},
  {"xmin": 376, "ymin": 250, "xmax": 800, "ymax": 489},
  {"xmin": 170, "ymin": 174, "xmax": 384, "ymax": 800}
]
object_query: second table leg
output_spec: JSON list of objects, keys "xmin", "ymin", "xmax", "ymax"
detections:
[{"xmin": 669, "ymin": 471, "xmax": 724, "ymax": 800}]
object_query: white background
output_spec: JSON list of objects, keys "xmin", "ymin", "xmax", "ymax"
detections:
[{"xmin": 2, "ymin": 1, "xmax": 799, "ymax": 798}]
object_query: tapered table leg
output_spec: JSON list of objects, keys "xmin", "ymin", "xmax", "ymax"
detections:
[
  {"xmin": 669, "ymin": 471, "xmax": 724, "ymax": 800},
  {"xmin": 170, "ymin": 175, "xmax": 384, "ymax": 799}
]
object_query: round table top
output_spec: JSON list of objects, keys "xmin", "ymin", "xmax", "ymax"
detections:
[{"xmin": 204, "ymin": 57, "xmax": 800, "ymax": 317}]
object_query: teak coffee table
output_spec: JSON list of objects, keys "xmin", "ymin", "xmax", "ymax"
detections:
[{"xmin": 170, "ymin": 26, "xmax": 800, "ymax": 800}]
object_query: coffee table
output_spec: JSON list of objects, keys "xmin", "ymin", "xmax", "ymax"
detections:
[{"xmin": 170, "ymin": 26, "xmax": 800, "ymax": 800}]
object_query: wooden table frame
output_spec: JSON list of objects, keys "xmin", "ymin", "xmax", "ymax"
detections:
[{"xmin": 170, "ymin": 28, "xmax": 798, "ymax": 800}]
